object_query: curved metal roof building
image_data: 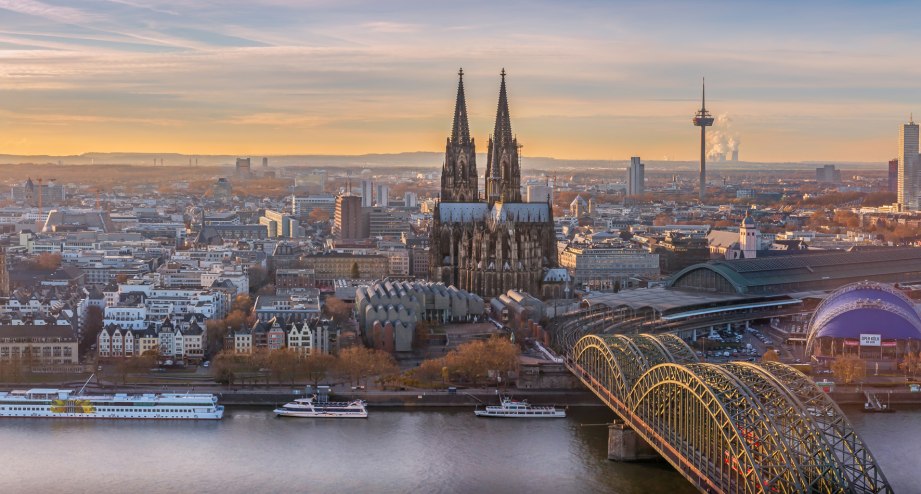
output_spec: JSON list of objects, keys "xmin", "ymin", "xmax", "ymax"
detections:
[{"xmin": 805, "ymin": 282, "xmax": 921, "ymax": 355}]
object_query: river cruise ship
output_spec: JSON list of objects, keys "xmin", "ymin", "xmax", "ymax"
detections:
[
  {"xmin": 475, "ymin": 396, "xmax": 566, "ymax": 418},
  {"xmin": 0, "ymin": 388, "xmax": 224, "ymax": 420},
  {"xmin": 274, "ymin": 395, "xmax": 368, "ymax": 418}
]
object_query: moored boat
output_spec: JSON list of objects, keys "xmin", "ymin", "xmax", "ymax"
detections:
[
  {"xmin": 0, "ymin": 388, "xmax": 224, "ymax": 420},
  {"xmin": 475, "ymin": 396, "xmax": 565, "ymax": 418},
  {"xmin": 274, "ymin": 395, "xmax": 368, "ymax": 418}
]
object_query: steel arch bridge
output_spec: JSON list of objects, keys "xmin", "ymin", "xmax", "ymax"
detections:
[{"xmin": 568, "ymin": 333, "xmax": 892, "ymax": 494}]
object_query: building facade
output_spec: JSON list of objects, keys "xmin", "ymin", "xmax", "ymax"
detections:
[
  {"xmin": 431, "ymin": 69, "xmax": 558, "ymax": 299},
  {"xmin": 899, "ymin": 119, "xmax": 920, "ymax": 210},
  {"xmin": 627, "ymin": 157, "xmax": 645, "ymax": 196},
  {"xmin": 334, "ymin": 195, "xmax": 363, "ymax": 240}
]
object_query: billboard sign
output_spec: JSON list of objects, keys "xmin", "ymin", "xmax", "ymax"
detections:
[{"xmin": 859, "ymin": 334, "xmax": 881, "ymax": 347}]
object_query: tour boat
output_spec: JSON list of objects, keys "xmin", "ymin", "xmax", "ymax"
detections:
[
  {"xmin": 474, "ymin": 396, "xmax": 566, "ymax": 418},
  {"xmin": 274, "ymin": 395, "xmax": 368, "ymax": 418},
  {"xmin": 0, "ymin": 388, "xmax": 224, "ymax": 420}
]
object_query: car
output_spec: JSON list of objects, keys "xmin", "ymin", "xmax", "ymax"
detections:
[{"xmin": 202, "ymin": 361, "xmax": 210, "ymax": 368}]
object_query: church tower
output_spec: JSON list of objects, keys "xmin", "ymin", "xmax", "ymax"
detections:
[
  {"xmin": 740, "ymin": 210, "xmax": 760, "ymax": 259},
  {"xmin": 486, "ymin": 69, "xmax": 522, "ymax": 205},
  {"xmin": 440, "ymin": 68, "xmax": 478, "ymax": 203}
]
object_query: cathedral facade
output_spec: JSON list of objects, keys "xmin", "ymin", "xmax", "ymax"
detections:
[{"xmin": 431, "ymin": 69, "xmax": 558, "ymax": 299}]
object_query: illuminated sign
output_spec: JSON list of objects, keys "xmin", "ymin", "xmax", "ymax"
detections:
[{"xmin": 859, "ymin": 334, "xmax": 881, "ymax": 347}]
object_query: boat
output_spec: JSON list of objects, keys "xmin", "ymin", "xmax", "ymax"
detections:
[
  {"xmin": 474, "ymin": 396, "xmax": 566, "ymax": 418},
  {"xmin": 274, "ymin": 395, "xmax": 368, "ymax": 418},
  {"xmin": 0, "ymin": 388, "xmax": 224, "ymax": 420}
]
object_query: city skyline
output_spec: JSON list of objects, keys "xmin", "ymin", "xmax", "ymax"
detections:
[{"xmin": 1, "ymin": 1, "xmax": 920, "ymax": 161}]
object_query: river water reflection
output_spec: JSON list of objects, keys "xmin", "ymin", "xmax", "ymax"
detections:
[{"xmin": 0, "ymin": 405, "xmax": 914, "ymax": 493}]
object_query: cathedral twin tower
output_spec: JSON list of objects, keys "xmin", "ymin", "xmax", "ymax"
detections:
[{"xmin": 432, "ymin": 69, "xmax": 558, "ymax": 299}]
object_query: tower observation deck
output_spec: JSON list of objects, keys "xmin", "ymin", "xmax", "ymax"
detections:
[{"xmin": 692, "ymin": 79, "xmax": 714, "ymax": 202}]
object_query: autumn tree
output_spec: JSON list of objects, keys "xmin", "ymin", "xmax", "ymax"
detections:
[
  {"xmin": 899, "ymin": 351, "xmax": 921, "ymax": 378},
  {"xmin": 34, "ymin": 253, "xmax": 62, "ymax": 270},
  {"xmin": 267, "ymin": 349, "xmax": 301, "ymax": 384},
  {"xmin": 336, "ymin": 346, "xmax": 398, "ymax": 388},
  {"xmin": 831, "ymin": 355, "xmax": 866, "ymax": 385},
  {"xmin": 761, "ymin": 348, "xmax": 780, "ymax": 363},
  {"xmin": 444, "ymin": 336, "xmax": 519, "ymax": 387},
  {"xmin": 324, "ymin": 297, "xmax": 351, "ymax": 324},
  {"xmin": 301, "ymin": 352, "xmax": 336, "ymax": 387},
  {"xmin": 308, "ymin": 207, "xmax": 330, "ymax": 223}
]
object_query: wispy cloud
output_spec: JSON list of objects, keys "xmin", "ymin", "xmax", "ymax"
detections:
[{"xmin": 0, "ymin": 0, "xmax": 917, "ymax": 161}]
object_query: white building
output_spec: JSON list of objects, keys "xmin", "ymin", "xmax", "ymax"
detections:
[
  {"xmin": 360, "ymin": 180, "xmax": 373, "ymax": 208},
  {"xmin": 375, "ymin": 184, "xmax": 389, "ymax": 207}
]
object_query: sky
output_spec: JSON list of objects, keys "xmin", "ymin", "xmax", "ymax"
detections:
[{"xmin": 0, "ymin": 0, "xmax": 919, "ymax": 162}]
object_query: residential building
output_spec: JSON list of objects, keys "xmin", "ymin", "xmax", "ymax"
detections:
[{"xmin": 254, "ymin": 291, "xmax": 322, "ymax": 323}]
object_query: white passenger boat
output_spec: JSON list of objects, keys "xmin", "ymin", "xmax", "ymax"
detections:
[
  {"xmin": 475, "ymin": 396, "xmax": 566, "ymax": 418},
  {"xmin": 0, "ymin": 388, "xmax": 224, "ymax": 420},
  {"xmin": 274, "ymin": 395, "xmax": 368, "ymax": 418}
]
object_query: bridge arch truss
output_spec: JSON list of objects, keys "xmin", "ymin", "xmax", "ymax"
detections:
[{"xmin": 566, "ymin": 333, "xmax": 892, "ymax": 493}]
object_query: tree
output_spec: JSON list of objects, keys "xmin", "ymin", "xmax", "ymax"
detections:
[
  {"xmin": 350, "ymin": 262, "xmax": 360, "ymax": 280},
  {"xmin": 231, "ymin": 294, "xmax": 254, "ymax": 314},
  {"xmin": 301, "ymin": 352, "xmax": 336, "ymax": 387},
  {"xmin": 212, "ymin": 350, "xmax": 239, "ymax": 385},
  {"xmin": 899, "ymin": 351, "xmax": 921, "ymax": 378},
  {"xmin": 831, "ymin": 355, "xmax": 866, "ymax": 385},
  {"xmin": 308, "ymin": 207, "xmax": 330, "ymax": 223},
  {"xmin": 761, "ymin": 348, "xmax": 780, "ymax": 363},
  {"xmin": 443, "ymin": 336, "xmax": 519, "ymax": 387},
  {"xmin": 267, "ymin": 349, "xmax": 300, "ymax": 384},
  {"xmin": 248, "ymin": 266, "xmax": 268, "ymax": 294},
  {"xmin": 324, "ymin": 297, "xmax": 351, "ymax": 324},
  {"xmin": 34, "ymin": 252, "xmax": 61, "ymax": 270}
]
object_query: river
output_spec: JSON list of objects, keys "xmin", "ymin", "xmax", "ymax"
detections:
[{"xmin": 0, "ymin": 406, "xmax": 915, "ymax": 493}]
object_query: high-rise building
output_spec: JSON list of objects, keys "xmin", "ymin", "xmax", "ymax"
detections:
[
  {"xmin": 235, "ymin": 158, "xmax": 252, "ymax": 178},
  {"xmin": 262, "ymin": 157, "xmax": 268, "ymax": 168},
  {"xmin": 375, "ymin": 184, "xmax": 389, "ymax": 207},
  {"xmin": 627, "ymin": 157, "xmax": 645, "ymax": 196},
  {"xmin": 404, "ymin": 192, "xmax": 418, "ymax": 208},
  {"xmin": 889, "ymin": 158, "xmax": 899, "ymax": 194},
  {"xmin": 334, "ymin": 195, "xmax": 363, "ymax": 240},
  {"xmin": 360, "ymin": 180, "xmax": 373, "ymax": 208},
  {"xmin": 816, "ymin": 164, "xmax": 841, "ymax": 183},
  {"xmin": 899, "ymin": 119, "xmax": 920, "ymax": 210}
]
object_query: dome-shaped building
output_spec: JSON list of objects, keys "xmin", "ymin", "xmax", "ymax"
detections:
[{"xmin": 806, "ymin": 282, "xmax": 921, "ymax": 360}]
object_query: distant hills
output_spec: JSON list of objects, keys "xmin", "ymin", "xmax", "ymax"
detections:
[{"xmin": 0, "ymin": 151, "xmax": 884, "ymax": 172}]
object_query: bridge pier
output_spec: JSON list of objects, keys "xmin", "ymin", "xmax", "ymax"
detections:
[{"xmin": 607, "ymin": 423, "xmax": 659, "ymax": 462}]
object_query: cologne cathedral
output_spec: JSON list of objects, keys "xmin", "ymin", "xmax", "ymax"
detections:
[{"xmin": 431, "ymin": 69, "xmax": 559, "ymax": 299}]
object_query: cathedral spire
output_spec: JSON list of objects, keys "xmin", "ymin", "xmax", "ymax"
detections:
[
  {"xmin": 493, "ymin": 68, "xmax": 513, "ymax": 146},
  {"xmin": 441, "ymin": 69, "xmax": 478, "ymax": 203},
  {"xmin": 486, "ymin": 68, "xmax": 521, "ymax": 204},
  {"xmin": 451, "ymin": 68, "xmax": 471, "ymax": 145}
]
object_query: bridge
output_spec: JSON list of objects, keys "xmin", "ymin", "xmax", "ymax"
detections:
[{"xmin": 551, "ymin": 310, "xmax": 893, "ymax": 493}]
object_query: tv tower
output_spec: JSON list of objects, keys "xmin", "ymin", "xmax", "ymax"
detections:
[{"xmin": 692, "ymin": 78, "xmax": 714, "ymax": 201}]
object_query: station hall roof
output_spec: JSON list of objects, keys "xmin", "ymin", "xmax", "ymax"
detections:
[{"xmin": 668, "ymin": 248, "xmax": 921, "ymax": 295}]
